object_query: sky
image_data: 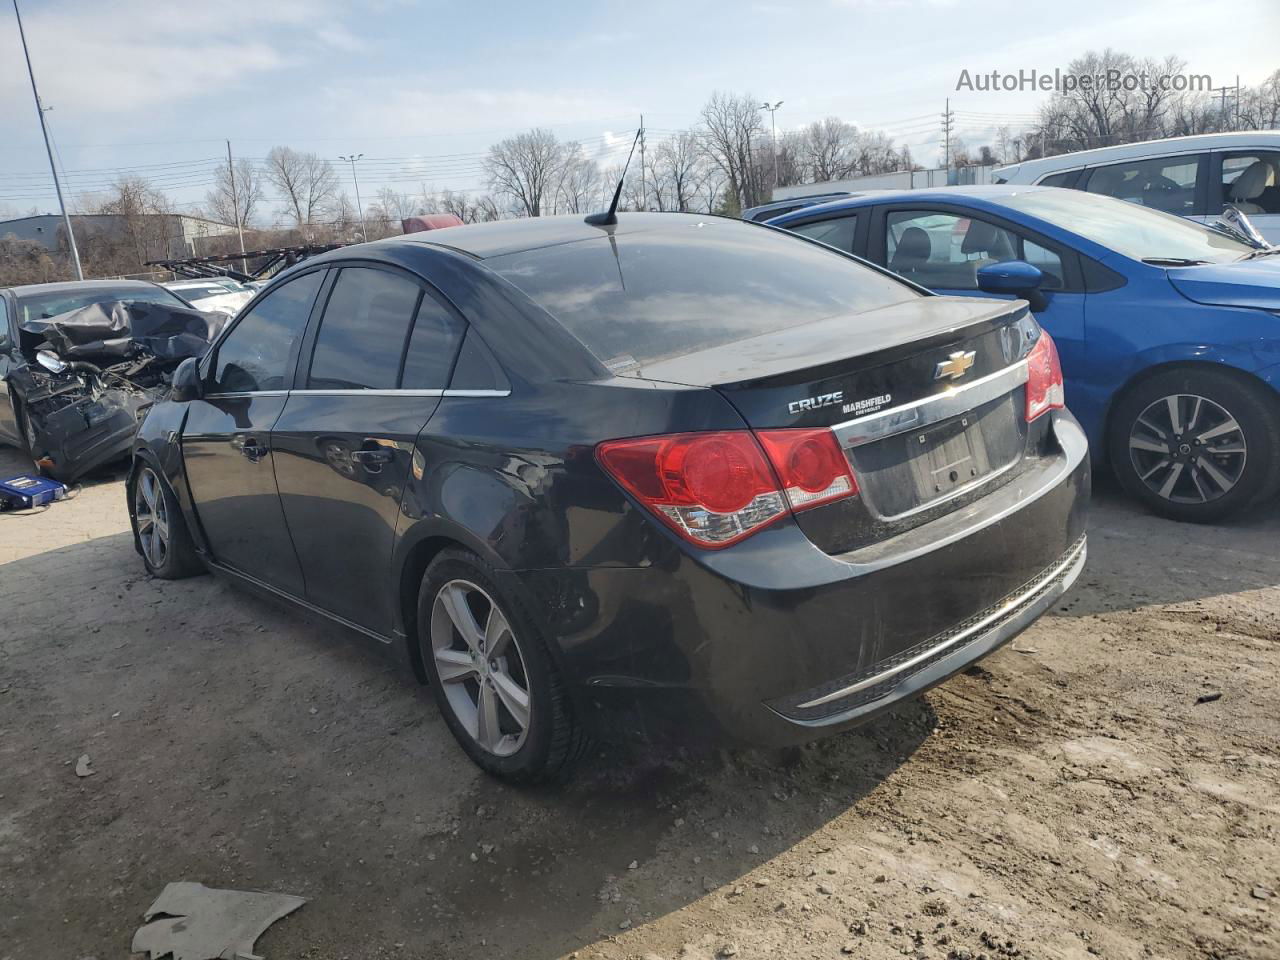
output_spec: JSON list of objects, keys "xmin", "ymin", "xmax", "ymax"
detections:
[{"xmin": 1, "ymin": 0, "xmax": 1277, "ymax": 223}]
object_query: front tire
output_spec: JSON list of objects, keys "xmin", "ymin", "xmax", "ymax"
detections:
[
  {"xmin": 129, "ymin": 462, "xmax": 204, "ymax": 579},
  {"xmin": 1109, "ymin": 368, "xmax": 1280, "ymax": 522},
  {"xmin": 417, "ymin": 549, "xmax": 584, "ymax": 783}
]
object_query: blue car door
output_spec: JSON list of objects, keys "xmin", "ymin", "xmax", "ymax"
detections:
[{"xmin": 875, "ymin": 206, "xmax": 1088, "ymax": 392}]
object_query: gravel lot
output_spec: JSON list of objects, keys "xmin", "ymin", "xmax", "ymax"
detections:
[{"xmin": 1, "ymin": 444, "xmax": 1276, "ymax": 960}]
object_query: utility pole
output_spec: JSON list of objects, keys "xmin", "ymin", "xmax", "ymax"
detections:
[
  {"xmin": 226, "ymin": 140, "xmax": 247, "ymax": 274},
  {"xmin": 14, "ymin": 0, "xmax": 82, "ymax": 280},
  {"xmin": 941, "ymin": 98, "xmax": 955, "ymax": 170},
  {"xmin": 1210, "ymin": 80, "xmax": 1241, "ymax": 132},
  {"xmin": 759, "ymin": 101, "xmax": 783, "ymax": 190},
  {"xmin": 638, "ymin": 115, "xmax": 647, "ymax": 211},
  {"xmin": 338, "ymin": 154, "xmax": 366, "ymax": 240}
]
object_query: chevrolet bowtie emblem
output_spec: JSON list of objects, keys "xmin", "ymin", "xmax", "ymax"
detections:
[{"xmin": 934, "ymin": 350, "xmax": 976, "ymax": 381}]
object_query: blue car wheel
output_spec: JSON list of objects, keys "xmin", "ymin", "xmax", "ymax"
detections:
[{"xmin": 1108, "ymin": 367, "xmax": 1280, "ymax": 523}]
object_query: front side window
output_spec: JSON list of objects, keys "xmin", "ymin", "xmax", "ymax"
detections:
[
  {"xmin": 788, "ymin": 214, "xmax": 857, "ymax": 254},
  {"xmin": 1221, "ymin": 151, "xmax": 1280, "ymax": 215},
  {"xmin": 1084, "ymin": 154, "xmax": 1201, "ymax": 214},
  {"xmin": 884, "ymin": 210, "xmax": 1065, "ymax": 291},
  {"xmin": 308, "ymin": 267, "xmax": 422, "ymax": 390},
  {"xmin": 211, "ymin": 270, "xmax": 323, "ymax": 393}
]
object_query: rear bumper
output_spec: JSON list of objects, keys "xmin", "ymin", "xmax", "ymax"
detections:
[{"xmin": 511, "ymin": 409, "xmax": 1090, "ymax": 747}]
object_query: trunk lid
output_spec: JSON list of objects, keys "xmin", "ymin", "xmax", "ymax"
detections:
[{"xmin": 623, "ymin": 297, "xmax": 1042, "ymax": 554}]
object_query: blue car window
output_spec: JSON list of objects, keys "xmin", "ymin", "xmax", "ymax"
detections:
[
  {"xmin": 886, "ymin": 211, "xmax": 1019, "ymax": 290},
  {"xmin": 789, "ymin": 214, "xmax": 857, "ymax": 254},
  {"xmin": 1022, "ymin": 240, "xmax": 1064, "ymax": 290}
]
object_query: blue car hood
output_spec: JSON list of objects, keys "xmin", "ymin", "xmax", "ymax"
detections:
[{"xmin": 1167, "ymin": 258, "xmax": 1280, "ymax": 310}]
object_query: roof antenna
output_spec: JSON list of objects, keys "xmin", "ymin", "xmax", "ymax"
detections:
[{"xmin": 585, "ymin": 127, "xmax": 642, "ymax": 226}]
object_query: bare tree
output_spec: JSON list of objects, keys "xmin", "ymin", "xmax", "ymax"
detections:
[
  {"xmin": 93, "ymin": 175, "xmax": 175, "ymax": 268},
  {"xmin": 264, "ymin": 146, "xmax": 339, "ymax": 227},
  {"xmin": 1238, "ymin": 68, "xmax": 1280, "ymax": 130},
  {"xmin": 553, "ymin": 144, "xmax": 601, "ymax": 214},
  {"xmin": 650, "ymin": 131, "xmax": 706, "ymax": 212},
  {"xmin": 485, "ymin": 128, "xmax": 570, "ymax": 217},
  {"xmin": 205, "ymin": 158, "xmax": 264, "ymax": 229},
  {"xmin": 699, "ymin": 92, "xmax": 768, "ymax": 213},
  {"xmin": 798, "ymin": 118, "xmax": 859, "ymax": 183}
]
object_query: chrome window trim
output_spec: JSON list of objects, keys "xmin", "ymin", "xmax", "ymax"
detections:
[
  {"xmin": 201, "ymin": 388, "xmax": 510, "ymax": 400},
  {"xmin": 830, "ymin": 360, "xmax": 1028, "ymax": 449},
  {"xmin": 795, "ymin": 536, "xmax": 1087, "ymax": 710},
  {"xmin": 202, "ymin": 390, "xmax": 289, "ymax": 399}
]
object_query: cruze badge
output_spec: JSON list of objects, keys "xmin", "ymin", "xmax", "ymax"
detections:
[
  {"xmin": 934, "ymin": 350, "xmax": 976, "ymax": 381},
  {"xmin": 788, "ymin": 390, "xmax": 844, "ymax": 415}
]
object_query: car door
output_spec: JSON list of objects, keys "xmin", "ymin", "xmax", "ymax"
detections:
[
  {"xmin": 0, "ymin": 294, "xmax": 24, "ymax": 448},
  {"xmin": 1209, "ymin": 149, "xmax": 1280, "ymax": 245},
  {"xmin": 180, "ymin": 269, "xmax": 325, "ymax": 595},
  {"xmin": 870, "ymin": 206, "xmax": 1088, "ymax": 383},
  {"xmin": 271, "ymin": 264, "xmax": 465, "ymax": 635}
]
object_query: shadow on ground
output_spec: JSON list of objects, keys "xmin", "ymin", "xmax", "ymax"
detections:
[{"xmin": 0, "ymin": 526, "xmax": 934, "ymax": 959}]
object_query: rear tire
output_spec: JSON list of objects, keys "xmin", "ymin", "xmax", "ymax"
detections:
[
  {"xmin": 1108, "ymin": 367, "xmax": 1280, "ymax": 523},
  {"xmin": 128, "ymin": 462, "xmax": 204, "ymax": 579},
  {"xmin": 417, "ymin": 548, "xmax": 585, "ymax": 783}
]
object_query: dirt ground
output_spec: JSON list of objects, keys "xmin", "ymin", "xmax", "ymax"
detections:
[{"xmin": 0, "ymin": 443, "xmax": 1276, "ymax": 960}]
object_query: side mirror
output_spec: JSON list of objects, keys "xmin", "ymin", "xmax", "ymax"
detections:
[
  {"xmin": 170, "ymin": 357, "xmax": 204, "ymax": 403},
  {"xmin": 977, "ymin": 260, "xmax": 1047, "ymax": 311}
]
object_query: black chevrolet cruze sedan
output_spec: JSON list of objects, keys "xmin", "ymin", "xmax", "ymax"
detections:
[{"xmin": 127, "ymin": 212, "xmax": 1089, "ymax": 781}]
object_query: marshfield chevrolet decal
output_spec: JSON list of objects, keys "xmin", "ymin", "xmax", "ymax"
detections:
[{"xmin": 842, "ymin": 393, "xmax": 892, "ymax": 417}]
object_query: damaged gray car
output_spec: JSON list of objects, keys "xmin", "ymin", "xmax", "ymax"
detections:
[{"xmin": 0, "ymin": 280, "xmax": 226, "ymax": 482}]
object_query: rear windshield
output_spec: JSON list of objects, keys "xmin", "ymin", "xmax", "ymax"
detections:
[{"xmin": 488, "ymin": 220, "xmax": 918, "ymax": 368}]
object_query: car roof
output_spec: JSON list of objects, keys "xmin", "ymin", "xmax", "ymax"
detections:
[
  {"xmin": 767, "ymin": 184, "xmax": 1052, "ymax": 221},
  {"xmin": 6, "ymin": 278, "xmax": 161, "ymax": 297},
  {"xmin": 384, "ymin": 211, "xmax": 737, "ymax": 260},
  {"xmin": 993, "ymin": 130, "xmax": 1280, "ymax": 181},
  {"xmin": 742, "ymin": 193, "xmax": 851, "ymax": 218}
]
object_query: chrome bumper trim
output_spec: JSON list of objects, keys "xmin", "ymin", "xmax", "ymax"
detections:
[{"xmin": 795, "ymin": 535, "xmax": 1087, "ymax": 710}]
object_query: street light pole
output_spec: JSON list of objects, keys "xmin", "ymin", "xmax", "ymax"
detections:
[
  {"xmin": 13, "ymin": 0, "xmax": 82, "ymax": 280},
  {"xmin": 338, "ymin": 154, "xmax": 366, "ymax": 240},
  {"xmin": 760, "ymin": 100, "xmax": 783, "ymax": 190}
]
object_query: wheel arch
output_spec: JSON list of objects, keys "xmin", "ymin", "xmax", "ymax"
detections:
[
  {"xmin": 397, "ymin": 533, "xmax": 472, "ymax": 683},
  {"xmin": 1098, "ymin": 359, "xmax": 1280, "ymax": 467}
]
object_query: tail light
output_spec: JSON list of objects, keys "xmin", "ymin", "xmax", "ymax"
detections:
[
  {"xmin": 596, "ymin": 429, "xmax": 857, "ymax": 549},
  {"xmin": 1024, "ymin": 331, "xmax": 1064, "ymax": 422}
]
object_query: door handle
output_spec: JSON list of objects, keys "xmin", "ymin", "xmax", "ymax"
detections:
[
  {"xmin": 238, "ymin": 438, "xmax": 266, "ymax": 462},
  {"xmin": 350, "ymin": 448, "xmax": 394, "ymax": 466}
]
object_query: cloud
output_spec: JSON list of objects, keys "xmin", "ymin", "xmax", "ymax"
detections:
[{"xmin": 0, "ymin": 0, "xmax": 359, "ymax": 117}]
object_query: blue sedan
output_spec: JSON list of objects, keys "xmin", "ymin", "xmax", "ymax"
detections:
[{"xmin": 769, "ymin": 185, "xmax": 1280, "ymax": 522}]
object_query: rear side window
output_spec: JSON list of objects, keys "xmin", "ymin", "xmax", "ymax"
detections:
[
  {"xmin": 1037, "ymin": 171, "xmax": 1079, "ymax": 188},
  {"xmin": 212, "ymin": 270, "xmax": 323, "ymax": 393},
  {"xmin": 1083, "ymin": 154, "xmax": 1201, "ymax": 214},
  {"xmin": 488, "ymin": 220, "xmax": 916, "ymax": 368},
  {"xmin": 308, "ymin": 267, "xmax": 421, "ymax": 390},
  {"xmin": 400, "ymin": 294, "xmax": 465, "ymax": 390},
  {"xmin": 787, "ymin": 214, "xmax": 857, "ymax": 253}
]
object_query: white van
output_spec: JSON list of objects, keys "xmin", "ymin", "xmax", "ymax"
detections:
[{"xmin": 992, "ymin": 131, "xmax": 1280, "ymax": 243}]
